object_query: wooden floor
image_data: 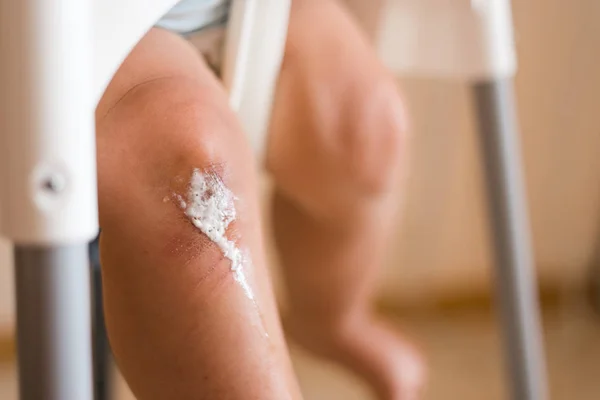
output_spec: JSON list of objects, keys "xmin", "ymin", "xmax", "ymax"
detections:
[{"xmin": 1, "ymin": 303, "xmax": 599, "ymax": 400}]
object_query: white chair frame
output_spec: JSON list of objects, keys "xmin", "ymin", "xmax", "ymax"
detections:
[{"xmin": 0, "ymin": 1, "xmax": 547, "ymax": 399}]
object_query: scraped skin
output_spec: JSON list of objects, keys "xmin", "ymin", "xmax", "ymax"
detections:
[
  {"xmin": 95, "ymin": 29, "xmax": 301, "ymax": 400},
  {"xmin": 268, "ymin": 1, "xmax": 426, "ymax": 399},
  {"xmin": 182, "ymin": 168, "xmax": 256, "ymax": 302}
]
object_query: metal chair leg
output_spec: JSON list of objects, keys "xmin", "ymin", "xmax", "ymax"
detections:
[
  {"xmin": 473, "ymin": 79, "xmax": 549, "ymax": 400},
  {"xmin": 90, "ymin": 235, "xmax": 113, "ymax": 400},
  {"xmin": 14, "ymin": 245, "xmax": 94, "ymax": 400}
]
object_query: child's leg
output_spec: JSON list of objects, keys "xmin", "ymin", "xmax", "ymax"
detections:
[
  {"xmin": 268, "ymin": 1, "xmax": 425, "ymax": 399},
  {"xmin": 96, "ymin": 28, "xmax": 301, "ymax": 400}
]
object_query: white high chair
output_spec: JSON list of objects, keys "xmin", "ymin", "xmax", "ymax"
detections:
[
  {"xmin": 0, "ymin": 0, "xmax": 289, "ymax": 398},
  {"xmin": 0, "ymin": 0, "xmax": 547, "ymax": 399}
]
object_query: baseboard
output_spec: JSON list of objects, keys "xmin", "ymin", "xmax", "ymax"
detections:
[
  {"xmin": 0, "ymin": 328, "xmax": 15, "ymax": 363},
  {"xmin": 377, "ymin": 282, "xmax": 566, "ymax": 317},
  {"xmin": 0, "ymin": 282, "xmax": 583, "ymax": 364}
]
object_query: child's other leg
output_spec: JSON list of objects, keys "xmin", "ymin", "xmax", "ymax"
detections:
[{"xmin": 268, "ymin": 1, "xmax": 425, "ymax": 399}]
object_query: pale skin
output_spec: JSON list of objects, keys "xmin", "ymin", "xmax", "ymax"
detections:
[{"xmin": 96, "ymin": 1, "xmax": 425, "ymax": 399}]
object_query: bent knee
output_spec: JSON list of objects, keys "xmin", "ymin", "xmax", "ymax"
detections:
[
  {"xmin": 96, "ymin": 73, "xmax": 255, "ymax": 262},
  {"xmin": 340, "ymin": 77, "xmax": 408, "ymax": 194},
  {"xmin": 97, "ymin": 76, "xmax": 236, "ymax": 206},
  {"xmin": 268, "ymin": 74, "xmax": 408, "ymax": 221}
]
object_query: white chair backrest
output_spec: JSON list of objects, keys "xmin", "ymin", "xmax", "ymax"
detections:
[
  {"xmin": 377, "ymin": 0, "xmax": 516, "ymax": 80},
  {"xmin": 222, "ymin": 0, "xmax": 290, "ymax": 158}
]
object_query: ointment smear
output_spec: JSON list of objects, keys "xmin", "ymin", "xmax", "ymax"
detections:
[{"xmin": 181, "ymin": 168, "xmax": 254, "ymax": 300}]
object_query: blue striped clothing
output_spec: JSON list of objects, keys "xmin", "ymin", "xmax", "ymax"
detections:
[{"xmin": 156, "ymin": 0, "xmax": 231, "ymax": 35}]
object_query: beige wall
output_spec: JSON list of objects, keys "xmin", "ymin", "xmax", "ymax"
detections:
[{"xmin": 373, "ymin": 0, "xmax": 600, "ymax": 304}]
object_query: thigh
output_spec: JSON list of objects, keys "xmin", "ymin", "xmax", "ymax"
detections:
[{"xmin": 96, "ymin": 28, "xmax": 300, "ymax": 400}]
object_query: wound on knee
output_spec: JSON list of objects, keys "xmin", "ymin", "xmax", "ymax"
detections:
[{"xmin": 175, "ymin": 168, "xmax": 254, "ymax": 301}]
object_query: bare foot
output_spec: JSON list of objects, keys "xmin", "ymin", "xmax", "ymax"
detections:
[{"xmin": 284, "ymin": 314, "xmax": 426, "ymax": 400}]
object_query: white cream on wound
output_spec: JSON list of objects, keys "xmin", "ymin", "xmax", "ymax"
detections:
[{"xmin": 180, "ymin": 168, "xmax": 255, "ymax": 301}]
